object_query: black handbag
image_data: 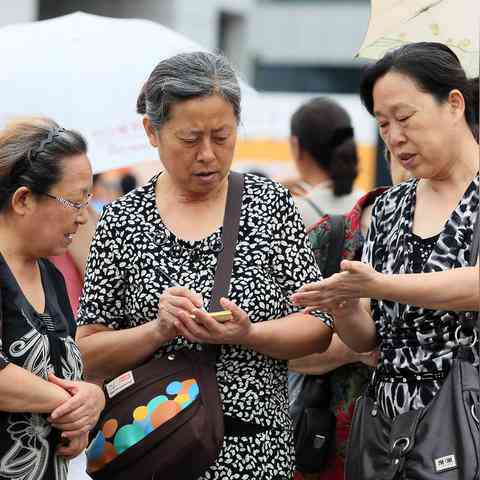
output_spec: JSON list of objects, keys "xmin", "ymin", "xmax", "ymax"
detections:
[
  {"xmin": 291, "ymin": 373, "xmax": 336, "ymax": 473},
  {"xmin": 345, "ymin": 212, "xmax": 480, "ymax": 480},
  {"xmin": 85, "ymin": 172, "xmax": 244, "ymax": 480},
  {"xmin": 290, "ymin": 215, "xmax": 346, "ymax": 473}
]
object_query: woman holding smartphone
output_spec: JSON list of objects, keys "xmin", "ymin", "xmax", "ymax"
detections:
[{"xmin": 76, "ymin": 51, "xmax": 332, "ymax": 479}]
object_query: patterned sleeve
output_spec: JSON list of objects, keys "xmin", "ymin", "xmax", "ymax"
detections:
[
  {"xmin": 361, "ymin": 194, "xmax": 386, "ymax": 270},
  {"xmin": 77, "ymin": 205, "xmax": 127, "ymax": 330},
  {"xmin": 271, "ymin": 186, "xmax": 333, "ymax": 327}
]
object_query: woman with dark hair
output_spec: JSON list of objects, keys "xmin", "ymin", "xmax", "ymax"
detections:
[
  {"xmin": 469, "ymin": 76, "xmax": 479, "ymax": 140},
  {"xmin": 289, "ymin": 97, "xmax": 364, "ymax": 226},
  {"xmin": 76, "ymin": 51, "xmax": 332, "ymax": 479},
  {"xmin": 292, "ymin": 42, "xmax": 479, "ymax": 478},
  {"xmin": 0, "ymin": 118, "xmax": 105, "ymax": 479}
]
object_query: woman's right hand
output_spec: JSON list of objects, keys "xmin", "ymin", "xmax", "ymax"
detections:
[
  {"xmin": 48, "ymin": 374, "xmax": 106, "ymax": 438},
  {"xmin": 156, "ymin": 287, "xmax": 204, "ymax": 340}
]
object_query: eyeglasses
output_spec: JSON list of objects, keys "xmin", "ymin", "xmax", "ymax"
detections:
[{"xmin": 42, "ymin": 192, "xmax": 93, "ymax": 211}]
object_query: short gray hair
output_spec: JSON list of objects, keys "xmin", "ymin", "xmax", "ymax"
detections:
[{"xmin": 136, "ymin": 51, "xmax": 241, "ymax": 129}]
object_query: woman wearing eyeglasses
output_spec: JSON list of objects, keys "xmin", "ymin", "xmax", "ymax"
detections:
[{"xmin": 0, "ymin": 117, "xmax": 105, "ymax": 480}]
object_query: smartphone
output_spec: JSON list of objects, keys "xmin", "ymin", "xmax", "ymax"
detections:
[
  {"xmin": 190, "ymin": 309, "xmax": 233, "ymax": 323},
  {"xmin": 209, "ymin": 310, "xmax": 233, "ymax": 323}
]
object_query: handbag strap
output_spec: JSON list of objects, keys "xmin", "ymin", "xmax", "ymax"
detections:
[
  {"xmin": 469, "ymin": 209, "xmax": 480, "ymax": 374},
  {"xmin": 469, "ymin": 209, "xmax": 480, "ymax": 331},
  {"xmin": 303, "ymin": 196, "xmax": 324, "ymax": 218},
  {"xmin": 208, "ymin": 171, "xmax": 244, "ymax": 311},
  {"xmin": 202, "ymin": 172, "xmax": 244, "ymax": 361},
  {"xmin": 323, "ymin": 214, "xmax": 346, "ymax": 279}
]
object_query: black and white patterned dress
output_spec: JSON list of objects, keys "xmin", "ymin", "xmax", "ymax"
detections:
[
  {"xmin": 78, "ymin": 173, "xmax": 332, "ymax": 479},
  {"xmin": 362, "ymin": 174, "xmax": 479, "ymax": 418},
  {"xmin": 0, "ymin": 256, "xmax": 84, "ymax": 480}
]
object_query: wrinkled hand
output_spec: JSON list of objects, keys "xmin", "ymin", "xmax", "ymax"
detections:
[
  {"xmin": 48, "ymin": 374, "xmax": 106, "ymax": 439},
  {"xmin": 157, "ymin": 287, "xmax": 204, "ymax": 340},
  {"xmin": 173, "ymin": 298, "xmax": 252, "ymax": 346},
  {"xmin": 290, "ymin": 260, "xmax": 381, "ymax": 311},
  {"xmin": 56, "ymin": 431, "xmax": 89, "ymax": 459}
]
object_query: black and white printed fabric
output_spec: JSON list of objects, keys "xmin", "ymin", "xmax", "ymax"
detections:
[{"xmin": 363, "ymin": 174, "xmax": 479, "ymax": 418}]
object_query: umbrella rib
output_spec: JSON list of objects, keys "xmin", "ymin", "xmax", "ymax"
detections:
[{"xmin": 407, "ymin": 0, "xmax": 443, "ymax": 21}]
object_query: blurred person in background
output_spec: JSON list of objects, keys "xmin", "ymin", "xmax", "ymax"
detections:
[
  {"xmin": 50, "ymin": 206, "xmax": 98, "ymax": 317},
  {"xmin": 290, "ymin": 147, "xmax": 411, "ymax": 480},
  {"xmin": 287, "ymin": 97, "xmax": 366, "ymax": 479},
  {"xmin": 76, "ymin": 51, "xmax": 333, "ymax": 479},
  {"xmin": 119, "ymin": 171, "xmax": 138, "ymax": 195},
  {"xmin": 0, "ymin": 118, "xmax": 105, "ymax": 480},
  {"xmin": 90, "ymin": 172, "xmax": 121, "ymax": 214},
  {"xmin": 289, "ymin": 98, "xmax": 364, "ymax": 226}
]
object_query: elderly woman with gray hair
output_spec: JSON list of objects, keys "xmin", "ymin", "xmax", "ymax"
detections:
[{"xmin": 76, "ymin": 51, "xmax": 332, "ymax": 479}]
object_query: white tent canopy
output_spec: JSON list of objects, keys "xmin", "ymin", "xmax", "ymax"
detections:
[{"xmin": 0, "ymin": 12, "xmax": 256, "ymax": 172}]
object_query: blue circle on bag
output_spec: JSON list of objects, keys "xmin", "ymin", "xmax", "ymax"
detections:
[{"xmin": 166, "ymin": 381, "xmax": 182, "ymax": 395}]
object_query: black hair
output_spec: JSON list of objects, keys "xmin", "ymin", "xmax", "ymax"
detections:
[
  {"xmin": 360, "ymin": 42, "xmax": 476, "ymax": 134},
  {"xmin": 0, "ymin": 117, "xmax": 87, "ymax": 212},
  {"xmin": 120, "ymin": 173, "xmax": 138, "ymax": 195},
  {"xmin": 290, "ymin": 97, "xmax": 358, "ymax": 196},
  {"xmin": 469, "ymin": 77, "xmax": 479, "ymax": 141}
]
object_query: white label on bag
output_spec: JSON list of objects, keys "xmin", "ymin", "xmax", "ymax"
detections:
[
  {"xmin": 434, "ymin": 454, "xmax": 457, "ymax": 473},
  {"xmin": 105, "ymin": 371, "xmax": 135, "ymax": 399}
]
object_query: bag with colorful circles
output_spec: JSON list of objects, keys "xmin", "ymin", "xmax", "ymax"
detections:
[{"xmin": 85, "ymin": 347, "xmax": 223, "ymax": 480}]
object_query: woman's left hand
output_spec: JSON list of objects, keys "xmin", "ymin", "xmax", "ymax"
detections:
[
  {"xmin": 173, "ymin": 297, "xmax": 252, "ymax": 345},
  {"xmin": 56, "ymin": 431, "xmax": 89, "ymax": 459},
  {"xmin": 47, "ymin": 373, "xmax": 106, "ymax": 438},
  {"xmin": 290, "ymin": 260, "xmax": 382, "ymax": 310}
]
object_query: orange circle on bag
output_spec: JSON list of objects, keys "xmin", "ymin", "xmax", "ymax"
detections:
[
  {"xmin": 102, "ymin": 419, "xmax": 119, "ymax": 439},
  {"xmin": 88, "ymin": 441, "xmax": 117, "ymax": 472},
  {"xmin": 151, "ymin": 400, "xmax": 181, "ymax": 428},
  {"xmin": 180, "ymin": 379, "xmax": 197, "ymax": 395}
]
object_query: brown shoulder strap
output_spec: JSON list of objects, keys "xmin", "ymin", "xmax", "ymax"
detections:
[{"xmin": 209, "ymin": 171, "xmax": 244, "ymax": 312}]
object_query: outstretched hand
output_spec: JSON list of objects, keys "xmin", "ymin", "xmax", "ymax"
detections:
[
  {"xmin": 290, "ymin": 260, "xmax": 381, "ymax": 311},
  {"xmin": 48, "ymin": 373, "xmax": 105, "ymax": 439}
]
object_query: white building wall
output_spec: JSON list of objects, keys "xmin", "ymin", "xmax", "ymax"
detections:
[
  {"xmin": 173, "ymin": 0, "xmax": 254, "ymax": 51},
  {"xmin": 251, "ymin": 1, "xmax": 370, "ymax": 66},
  {"xmin": 0, "ymin": 0, "xmax": 38, "ymax": 27}
]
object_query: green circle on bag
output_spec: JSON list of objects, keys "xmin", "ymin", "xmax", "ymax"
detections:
[{"xmin": 114, "ymin": 424, "xmax": 146, "ymax": 454}]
